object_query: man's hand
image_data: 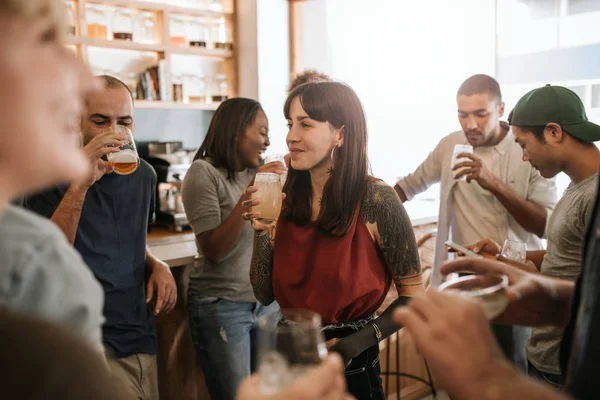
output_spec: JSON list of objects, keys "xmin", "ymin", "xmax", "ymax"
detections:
[
  {"xmin": 237, "ymin": 354, "xmax": 353, "ymax": 400},
  {"xmin": 393, "ymin": 290, "xmax": 515, "ymax": 399},
  {"xmin": 457, "ymin": 238, "xmax": 502, "ymax": 259},
  {"xmin": 78, "ymin": 130, "xmax": 125, "ymax": 189},
  {"xmin": 441, "ymin": 258, "xmax": 573, "ymax": 327},
  {"xmin": 453, "ymin": 153, "xmax": 499, "ymax": 191},
  {"xmin": 146, "ymin": 260, "xmax": 177, "ymax": 315}
]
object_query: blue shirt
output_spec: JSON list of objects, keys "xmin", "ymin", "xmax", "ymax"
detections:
[{"xmin": 25, "ymin": 160, "xmax": 157, "ymax": 358}]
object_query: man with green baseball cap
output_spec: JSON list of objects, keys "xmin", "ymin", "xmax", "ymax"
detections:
[
  {"xmin": 509, "ymin": 84, "xmax": 600, "ymax": 387},
  {"xmin": 461, "ymin": 84, "xmax": 600, "ymax": 388},
  {"xmin": 511, "ymin": 84, "xmax": 600, "ymax": 143},
  {"xmin": 390, "ymin": 85, "xmax": 600, "ymax": 399}
]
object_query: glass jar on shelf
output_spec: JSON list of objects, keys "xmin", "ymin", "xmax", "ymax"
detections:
[
  {"xmin": 170, "ymin": 16, "xmax": 187, "ymax": 47},
  {"xmin": 86, "ymin": 5, "xmax": 108, "ymax": 40},
  {"xmin": 65, "ymin": 1, "xmax": 76, "ymax": 36},
  {"xmin": 172, "ymin": 74, "xmax": 184, "ymax": 102},
  {"xmin": 112, "ymin": 8, "xmax": 135, "ymax": 41},
  {"xmin": 209, "ymin": 18, "xmax": 233, "ymax": 50},
  {"xmin": 135, "ymin": 12, "xmax": 158, "ymax": 44},
  {"xmin": 212, "ymin": 74, "xmax": 228, "ymax": 103},
  {"xmin": 185, "ymin": 74, "xmax": 206, "ymax": 103},
  {"xmin": 185, "ymin": 18, "xmax": 208, "ymax": 48}
]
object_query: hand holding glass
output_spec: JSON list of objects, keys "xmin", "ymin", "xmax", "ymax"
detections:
[
  {"xmin": 451, "ymin": 144, "xmax": 473, "ymax": 180},
  {"xmin": 252, "ymin": 172, "xmax": 282, "ymax": 222},
  {"xmin": 258, "ymin": 309, "xmax": 328, "ymax": 394},
  {"xmin": 500, "ymin": 240, "xmax": 527, "ymax": 262},
  {"xmin": 263, "ymin": 154, "xmax": 287, "ymax": 188},
  {"xmin": 107, "ymin": 125, "xmax": 140, "ymax": 175},
  {"xmin": 438, "ymin": 272, "xmax": 509, "ymax": 320}
]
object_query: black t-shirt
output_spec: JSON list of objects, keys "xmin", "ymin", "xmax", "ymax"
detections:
[
  {"xmin": 561, "ymin": 175, "xmax": 600, "ymax": 398},
  {"xmin": 25, "ymin": 160, "xmax": 157, "ymax": 358}
]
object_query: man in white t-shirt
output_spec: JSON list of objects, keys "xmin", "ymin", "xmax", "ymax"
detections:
[{"xmin": 394, "ymin": 74, "xmax": 558, "ymax": 371}]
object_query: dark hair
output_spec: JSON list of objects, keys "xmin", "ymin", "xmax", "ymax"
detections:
[
  {"xmin": 194, "ymin": 98, "xmax": 263, "ymax": 180},
  {"xmin": 507, "ymin": 110, "xmax": 546, "ymax": 143},
  {"xmin": 457, "ymin": 74, "xmax": 502, "ymax": 103},
  {"xmin": 96, "ymin": 75, "xmax": 134, "ymax": 103},
  {"xmin": 283, "ymin": 81, "xmax": 369, "ymax": 236},
  {"xmin": 507, "ymin": 110, "xmax": 584, "ymax": 145},
  {"xmin": 288, "ymin": 69, "xmax": 332, "ymax": 93}
]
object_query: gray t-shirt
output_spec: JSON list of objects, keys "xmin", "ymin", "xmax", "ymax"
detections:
[
  {"xmin": 182, "ymin": 159, "xmax": 257, "ymax": 302},
  {"xmin": 527, "ymin": 173, "xmax": 598, "ymax": 375},
  {"xmin": 0, "ymin": 205, "xmax": 105, "ymax": 354}
]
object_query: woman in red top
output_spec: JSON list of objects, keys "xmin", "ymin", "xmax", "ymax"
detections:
[{"xmin": 247, "ymin": 81, "xmax": 423, "ymax": 399}]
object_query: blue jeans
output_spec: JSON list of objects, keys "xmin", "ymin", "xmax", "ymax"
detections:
[
  {"xmin": 188, "ymin": 296, "xmax": 279, "ymax": 400},
  {"xmin": 492, "ymin": 324, "xmax": 530, "ymax": 373}
]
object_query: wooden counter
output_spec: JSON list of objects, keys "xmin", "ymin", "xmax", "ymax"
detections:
[{"xmin": 147, "ymin": 227, "xmax": 197, "ymax": 267}]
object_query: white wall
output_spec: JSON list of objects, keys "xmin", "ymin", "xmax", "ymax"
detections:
[
  {"xmin": 257, "ymin": 0, "xmax": 290, "ymax": 156},
  {"xmin": 237, "ymin": 0, "xmax": 290, "ymax": 157},
  {"xmin": 300, "ymin": 0, "xmax": 497, "ymax": 190}
]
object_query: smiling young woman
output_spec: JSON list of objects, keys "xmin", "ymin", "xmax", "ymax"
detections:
[
  {"xmin": 249, "ymin": 81, "xmax": 424, "ymax": 400},
  {"xmin": 181, "ymin": 98, "xmax": 287, "ymax": 400}
]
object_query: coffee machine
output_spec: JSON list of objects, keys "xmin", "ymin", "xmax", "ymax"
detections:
[{"xmin": 143, "ymin": 141, "xmax": 195, "ymax": 232}]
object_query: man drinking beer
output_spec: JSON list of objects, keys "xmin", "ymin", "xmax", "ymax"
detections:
[{"xmin": 25, "ymin": 75, "xmax": 176, "ymax": 400}]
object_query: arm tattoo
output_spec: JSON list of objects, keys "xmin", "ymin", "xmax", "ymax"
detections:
[
  {"xmin": 250, "ymin": 232, "xmax": 276, "ymax": 305},
  {"xmin": 361, "ymin": 182, "xmax": 421, "ymax": 285}
]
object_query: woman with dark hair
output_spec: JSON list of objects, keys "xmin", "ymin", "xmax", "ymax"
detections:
[
  {"xmin": 248, "ymin": 81, "xmax": 423, "ymax": 400},
  {"xmin": 182, "ymin": 98, "xmax": 285, "ymax": 400}
]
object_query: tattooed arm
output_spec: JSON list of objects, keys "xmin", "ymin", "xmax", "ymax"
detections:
[
  {"xmin": 250, "ymin": 231, "xmax": 276, "ymax": 305},
  {"xmin": 329, "ymin": 181, "xmax": 423, "ymax": 364},
  {"xmin": 363, "ymin": 181, "xmax": 423, "ymax": 295}
]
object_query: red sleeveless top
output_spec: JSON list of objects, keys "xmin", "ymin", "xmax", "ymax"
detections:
[{"xmin": 272, "ymin": 180, "xmax": 391, "ymax": 324}]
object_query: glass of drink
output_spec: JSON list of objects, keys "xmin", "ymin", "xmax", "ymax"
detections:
[
  {"xmin": 500, "ymin": 240, "xmax": 527, "ymax": 262},
  {"xmin": 263, "ymin": 154, "xmax": 287, "ymax": 189},
  {"xmin": 107, "ymin": 126, "xmax": 140, "ymax": 175},
  {"xmin": 252, "ymin": 172, "xmax": 283, "ymax": 223},
  {"xmin": 258, "ymin": 309, "xmax": 328, "ymax": 395},
  {"xmin": 438, "ymin": 272, "xmax": 509, "ymax": 319},
  {"xmin": 451, "ymin": 144, "xmax": 474, "ymax": 180}
]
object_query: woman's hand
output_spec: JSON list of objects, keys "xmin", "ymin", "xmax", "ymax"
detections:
[
  {"xmin": 241, "ymin": 186, "xmax": 261, "ymax": 222},
  {"xmin": 241, "ymin": 185, "xmax": 285, "ymax": 235}
]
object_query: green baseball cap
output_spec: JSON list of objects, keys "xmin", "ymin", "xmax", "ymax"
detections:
[{"xmin": 511, "ymin": 84, "xmax": 600, "ymax": 142}]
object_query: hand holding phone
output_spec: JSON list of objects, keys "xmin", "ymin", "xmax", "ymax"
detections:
[{"xmin": 445, "ymin": 240, "xmax": 484, "ymax": 259}]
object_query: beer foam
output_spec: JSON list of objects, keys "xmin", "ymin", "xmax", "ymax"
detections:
[{"xmin": 109, "ymin": 149, "xmax": 138, "ymax": 163}]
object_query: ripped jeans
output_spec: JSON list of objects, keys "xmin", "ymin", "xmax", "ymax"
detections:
[{"xmin": 188, "ymin": 296, "xmax": 279, "ymax": 400}]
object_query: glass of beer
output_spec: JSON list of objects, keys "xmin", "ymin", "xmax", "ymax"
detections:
[
  {"xmin": 252, "ymin": 172, "xmax": 283, "ymax": 223},
  {"xmin": 107, "ymin": 125, "xmax": 140, "ymax": 175},
  {"xmin": 438, "ymin": 272, "xmax": 509, "ymax": 320},
  {"xmin": 258, "ymin": 309, "xmax": 327, "ymax": 394},
  {"xmin": 263, "ymin": 154, "xmax": 287, "ymax": 189}
]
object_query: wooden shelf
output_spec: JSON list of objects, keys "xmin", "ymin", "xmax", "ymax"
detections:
[
  {"xmin": 83, "ymin": 37, "xmax": 166, "ymax": 52},
  {"xmin": 84, "ymin": 0, "xmax": 233, "ymax": 18},
  {"xmin": 169, "ymin": 45, "xmax": 233, "ymax": 58},
  {"xmin": 136, "ymin": 100, "xmax": 220, "ymax": 110},
  {"xmin": 70, "ymin": 37, "xmax": 233, "ymax": 59}
]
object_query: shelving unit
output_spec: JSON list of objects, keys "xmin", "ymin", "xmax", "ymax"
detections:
[
  {"xmin": 66, "ymin": 0, "xmax": 237, "ymax": 110},
  {"xmin": 135, "ymin": 99, "xmax": 219, "ymax": 110}
]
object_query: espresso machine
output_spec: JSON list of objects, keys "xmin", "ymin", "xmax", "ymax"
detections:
[{"xmin": 143, "ymin": 141, "xmax": 195, "ymax": 232}]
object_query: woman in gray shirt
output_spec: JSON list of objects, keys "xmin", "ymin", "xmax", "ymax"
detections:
[{"xmin": 182, "ymin": 98, "xmax": 285, "ymax": 400}]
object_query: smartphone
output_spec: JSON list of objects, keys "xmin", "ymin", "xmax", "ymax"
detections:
[{"xmin": 445, "ymin": 240, "xmax": 484, "ymax": 259}]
